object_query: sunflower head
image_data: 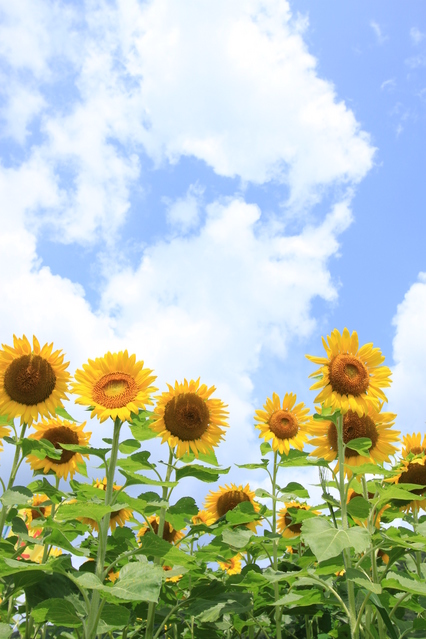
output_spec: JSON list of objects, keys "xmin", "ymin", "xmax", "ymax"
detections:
[
  {"xmin": 22, "ymin": 494, "xmax": 52, "ymax": 528},
  {"xmin": 0, "ymin": 335, "xmax": 70, "ymax": 425},
  {"xmin": 137, "ymin": 516, "xmax": 185, "ymax": 545},
  {"xmin": 72, "ymin": 350, "xmax": 157, "ymax": 423},
  {"xmin": 277, "ymin": 501, "xmax": 315, "ymax": 539},
  {"xmin": 79, "ymin": 479, "xmax": 133, "ymax": 532},
  {"xmin": 254, "ymin": 392, "xmax": 311, "ymax": 455},
  {"xmin": 309, "ymin": 403, "xmax": 399, "ymax": 475},
  {"xmin": 203, "ymin": 483, "xmax": 260, "ymax": 532},
  {"xmin": 150, "ymin": 379, "xmax": 229, "ymax": 458},
  {"xmin": 402, "ymin": 433, "xmax": 426, "ymax": 458},
  {"xmin": 218, "ymin": 554, "xmax": 242, "ymax": 575},
  {"xmin": 306, "ymin": 328, "xmax": 392, "ymax": 416},
  {"xmin": 390, "ymin": 456, "xmax": 426, "ymax": 513},
  {"xmin": 26, "ymin": 418, "xmax": 91, "ymax": 480},
  {"xmin": 191, "ymin": 509, "xmax": 216, "ymax": 526}
]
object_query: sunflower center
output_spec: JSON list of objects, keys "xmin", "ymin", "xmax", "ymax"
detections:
[
  {"xmin": 31, "ymin": 507, "xmax": 46, "ymax": 521},
  {"xmin": 216, "ymin": 490, "xmax": 251, "ymax": 517},
  {"xmin": 410, "ymin": 446, "xmax": 424, "ymax": 456},
  {"xmin": 328, "ymin": 354, "xmax": 369, "ymax": 397},
  {"xmin": 4, "ymin": 355, "xmax": 56, "ymax": 406},
  {"xmin": 284, "ymin": 510, "xmax": 302, "ymax": 534},
  {"xmin": 92, "ymin": 372, "xmax": 138, "ymax": 409},
  {"xmin": 43, "ymin": 426, "xmax": 79, "ymax": 464},
  {"xmin": 399, "ymin": 463, "xmax": 426, "ymax": 495},
  {"xmin": 327, "ymin": 411, "xmax": 379, "ymax": 458},
  {"xmin": 268, "ymin": 410, "xmax": 298, "ymax": 440},
  {"xmin": 149, "ymin": 520, "xmax": 178, "ymax": 543},
  {"xmin": 163, "ymin": 392, "xmax": 210, "ymax": 441}
]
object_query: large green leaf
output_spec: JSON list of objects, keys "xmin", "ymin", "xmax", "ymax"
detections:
[
  {"xmin": 301, "ymin": 517, "xmax": 370, "ymax": 561},
  {"xmin": 27, "ymin": 478, "xmax": 68, "ymax": 503},
  {"xmin": 98, "ymin": 603, "xmax": 130, "ymax": 632},
  {"xmin": 60, "ymin": 443, "xmax": 110, "ymax": 459},
  {"xmin": 222, "ymin": 528, "xmax": 253, "ymax": 549},
  {"xmin": 117, "ymin": 469, "xmax": 177, "ymax": 488},
  {"xmin": 21, "ymin": 437, "xmax": 62, "ymax": 460},
  {"xmin": 43, "ymin": 529, "xmax": 90, "ymax": 557},
  {"xmin": 176, "ymin": 463, "xmax": 230, "ymax": 483},
  {"xmin": 166, "ymin": 497, "xmax": 198, "ymax": 530},
  {"xmin": 1, "ymin": 486, "xmax": 33, "ymax": 507},
  {"xmin": 117, "ymin": 450, "xmax": 155, "ymax": 472},
  {"xmin": 109, "ymin": 561, "xmax": 163, "ymax": 602},
  {"xmin": 278, "ymin": 449, "xmax": 329, "ymax": 468},
  {"xmin": 278, "ymin": 482, "xmax": 310, "ymax": 499},
  {"xmin": 275, "ymin": 589, "xmax": 324, "ymax": 607},
  {"xmin": 382, "ymin": 573, "xmax": 426, "ymax": 596},
  {"xmin": 225, "ymin": 502, "xmax": 263, "ymax": 526},
  {"xmin": 31, "ymin": 598, "xmax": 82, "ymax": 627},
  {"xmin": 138, "ymin": 533, "xmax": 196, "ymax": 567},
  {"xmin": 347, "ymin": 496, "xmax": 370, "ymax": 519},
  {"xmin": 345, "ymin": 437, "xmax": 372, "ymax": 457},
  {"xmin": 118, "ymin": 439, "xmax": 141, "ymax": 454},
  {"xmin": 56, "ymin": 501, "xmax": 119, "ymax": 522},
  {"xmin": 129, "ymin": 410, "xmax": 157, "ymax": 441},
  {"xmin": 0, "ymin": 625, "xmax": 12, "ymax": 639},
  {"xmin": 345, "ymin": 568, "xmax": 382, "ymax": 594}
]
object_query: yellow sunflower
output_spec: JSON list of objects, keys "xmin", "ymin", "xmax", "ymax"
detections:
[
  {"xmin": 306, "ymin": 328, "xmax": 392, "ymax": 417},
  {"xmin": 150, "ymin": 378, "xmax": 229, "ymax": 458},
  {"xmin": 402, "ymin": 432, "xmax": 426, "ymax": 458},
  {"xmin": 191, "ymin": 509, "xmax": 216, "ymax": 526},
  {"xmin": 137, "ymin": 516, "xmax": 185, "ymax": 545},
  {"xmin": 0, "ymin": 425, "xmax": 11, "ymax": 452},
  {"xmin": 254, "ymin": 392, "xmax": 311, "ymax": 455},
  {"xmin": 277, "ymin": 501, "xmax": 316, "ymax": 539},
  {"xmin": 26, "ymin": 418, "xmax": 91, "ymax": 480},
  {"xmin": 218, "ymin": 554, "xmax": 242, "ymax": 575},
  {"xmin": 163, "ymin": 565, "xmax": 183, "ymax": 583},
  {"xmin": 389, "ymin": 455, "xmax": 426, "ymax": 512},
  {"xmin": 72, "ymin": 350, "xmax": 157, "ymax": 423},
  {"xmin": 204, "ymin": 483, "xmax": 260, "ymax": 532},
  {"xmin": 309, "ymin": 403, "xmax": 399, "ymax": 473},
  {"xmin": 0, "ymin": 335, "xmax": 70, "ymax": 426},
  {"xmin": 21, "ymin": 494, "xmax": 52, "ymax": 528},
  {"xmin": 79, "ymin": 478, "xmax": 133, "ymax": 532}
]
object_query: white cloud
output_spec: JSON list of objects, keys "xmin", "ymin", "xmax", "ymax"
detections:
[
  {"xmin": 165, "ymin": 184, "xmax": 204, "ymax": 233},
  {"xmin": 370, "ymin": 21, "xmax": 388, "ymax": 45},
  {"xmin": 0, "ymin": 82, "xmax": 45, "ymax": 143},
  {"xmin": 410, "ymin": 27, "xmax": 425, "ymax": 46},
  {"xmin": 405, "ymin": 54, "xmax": 426, "ymax": 69},
  {"xmin": 389, "ymin": 273, "xmax": 426, "ymax": 435},
  {"xmin": 380, "ymin": 78, "xmax": 396, "ymax": 92}
]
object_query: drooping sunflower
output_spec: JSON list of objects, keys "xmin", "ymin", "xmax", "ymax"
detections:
[
  {"xmin": 204, "ymin": 483, "xmax": 260, "ymax": 532},
  {"xmin": 306, "ymin": 328, "xmax": 392, "ymax": 416},
  {"xmin": 309, "ymin": 403, "xmax": 399, "ymax": 473},
  {"xmin": 72, "ymin": 351, "xmax": 157, "ymax": 423},
  {"xmin": 150, "ymin": 378, "xmax": 229, "ymax": 458},
  {"xmin": 402, "ymin": 433, "xmax": 426, "ymax": 458},
  {"xmin": 389, "ymin": 455, "xmax": 426, "ymax": 512},
  {"xmin": 22, "ymin": 494, "xmax": 52, "ymax": 528},
  {"xmin": 277, "ymin": 501, "xmax": 315, "ymax": 539},
  {"xmin": 218, "ymin": 554, "xmax": 242, "ymax": 575},
  {"xmin": 254, "ymin": 392, "xmax": 312, "ymax": 455},
  {"xmin": 191, "ymin": 509, "xmax": 216, "ymax": 526},
  {"xmin": 26, "ymin": 418, "xmax": 91, "ymax": 480},
  {"xmin": 0, "ymin": 335, "xmax": 70, "ymax": 425},
  {"xmin": 79, "ymin": 478, "xmax": 133, "ymax": 532},
  {"xmin": 137, "ymin": 516, "xmax": 185, "ymax": 545},
  {"xmin": 0, "ymin": 425, "xmax": 11, "ymax": 452}
]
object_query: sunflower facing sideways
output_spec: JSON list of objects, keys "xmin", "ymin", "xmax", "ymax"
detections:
[
  {"xmin": 26, "ymin": 418, "xmax": 91, "ymax": 480},
  {"xmin": 306, "ymin": 328, "xmax": 392, "ymax": 417},
  {"xmin": 150, "ymin": 378, "xmax": 229, "ymax": 458},
  {"xmin": 218, "ymin": 554, "xmax": 243, "ymax": 575},
  {"xmin": 0, "ymin": 335, "xmax": 70, "ymax": 425},
  {"xmin": 72, "ymin": 350, "xmax": 157, "ymax": 423},
  {"xmin": 277, "ymin": 501, "xmax": 317, "ymax": 539},
  {"xmin": 254, "ymin": 392, "xmax": 312, "ymax": 455},
  {"xmin": 204, "ymin": 483, "xmax": 260, "ymax": 532},
  {"xmin": 137, "ymin": 516, "xmax": 185, "ymax": 545},
  {"xmin": 389, "ymin": 441, "xmax": 426, "ymax": 513},
  {"xmin": 309, "ymin": 403, "xmax": 399, "ymax": 473}
]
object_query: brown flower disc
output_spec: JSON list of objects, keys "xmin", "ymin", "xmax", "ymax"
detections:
[
  {"xmin": 216, "ymin": 490, "xmax": 251, "ymax": 517},
  {"xmin": 399, "ymin": 463, "xmax": 426, "ymax": 496},
  {"xmin": 43, "ymin": 426, "xmax": 79, "ymax": 464},
  {"xmin": 268, "ymin": 410, "xmax": 299, "ymax": 440},
  {"xmin": 328, "ymin": 411, "xmax": 379, "ymax": 458},
  {"xmin": 4, "ymin": 355, "xmax": 56, "ymax": 405},
  {"xmin": 148, "ymin": 519, "xmax": 179, "ymax": 543},
  {"xmin": 328, "ymin": 353, "xmax": 369, "ymax": 397},
  {"xmin": 92, "ymin": 372, "xmax": 138, "ymax": 409},
  {"xmin": 284, "ymin": 511, "xmax": 302, "ymax": 534},
  {"xmin": 164, "ymin": 392, "xmax": 210, "ymax": 441}
]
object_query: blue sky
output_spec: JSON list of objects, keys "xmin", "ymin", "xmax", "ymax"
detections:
[{"xmin": 0, "ymin": 0, "xmax": 425, "ymax": 497}]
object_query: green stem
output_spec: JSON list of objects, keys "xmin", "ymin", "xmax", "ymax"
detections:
[
  {"xmin": 336, "ymin": 413, "xmax": 358, "ymax": 639},
  {"xmin": 85, "ymin": 417, "xmax": 122, "ymax": 639},
  {"xmin": 145, "ymin": 447, "xmax": 175, "ymax": 639},
  {"xmin": 412, "ymin": 506, "xmax": 423, "ymax": 578},
  {"xmin": 304, "ymin": 614, "xmax": 312, "ymax": 639},
  {"xmin": 0, "ymin": 422, "xmax": 27, "ymax": 537},
  {"xmin": 41, "ymin": 476, "xmax": 60, "ymax": 564},
  {"xmin": 271, "ymin": 451, "xmax": 282, "ymax": 639}
]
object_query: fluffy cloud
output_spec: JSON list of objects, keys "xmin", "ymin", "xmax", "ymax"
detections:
[{"xmin": 389, "ymin": 273, "xmax": 426, "ymax": 435}]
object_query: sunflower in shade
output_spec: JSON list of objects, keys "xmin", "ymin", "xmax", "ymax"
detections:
[
  {"xmin": 309, "ymin": 403, "xmax": 399, "ymax": 474},
  {"xmin": 150, "ymin": 379, "xmax": 229, "ymax": 458},
  {"xmin": 22, "ymin": 494, "xmax": 52, "ymax": 528},
  {"xmin": 72, "ymin": 351, "xmax": 157, "ymax": 423},
  {"xmin": 0, "ymin": 335, "xmax": 70, "ymax": 425},
  {"xmin": 254, "ymin": 392, "xmax": 312, "ymax": 455},
  {"xmin": 218, "ymin": 554, "xmax": 242, "ymax": 575},
  {"xmin": 26, "ymin": 418, "xmax": 91, "ymax": 480},
  {"xmin": 306, "ymin": 328, "xmax": 392, "ymax": 417},
  {"xmin": 204, "ymin": 483, "xmax": 260, "ymax": 532},
  {"xmin": 277, "ymin": 501, "xmax": 317, "ymax": 538},
  {"xmin": 80, "ymin": 478, "xmax": 133, "ymax": 532},
  {"xmin": 137, "ymin": 516, "xmax": 185, "ymax": 545}
]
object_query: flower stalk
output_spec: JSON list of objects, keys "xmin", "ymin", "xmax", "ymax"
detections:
[{"xmin": 0, "ymin": 421, "xmax": 27, "ymax": 537}]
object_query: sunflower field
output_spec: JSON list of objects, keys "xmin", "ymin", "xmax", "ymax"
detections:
[{"xmin": 0, "ymin": 329, "xmax": 425, "ymax": 639}]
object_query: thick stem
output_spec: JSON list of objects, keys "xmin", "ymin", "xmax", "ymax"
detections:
[
  {"xmin": 271, "ymin": 451, "xmax": 282, "ymax": 639},
  {"xmin": 85, "ymin": 417, "xmax": 122, "ymax": 639},
  {"xmin": 145, "ymin": 447, "xmax": 175, "ymax": 639},
  {"xmin": 336, "ymin": 413, "xmax": 358, "ymax": 639},
  {"xmin": 0, "ymin": 422, "xmax": 27, "ymax": 537}
]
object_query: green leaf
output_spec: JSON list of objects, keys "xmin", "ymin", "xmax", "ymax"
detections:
[
  {"xmin": 301, "ymin": 517, "xmax": 371, "ymax": 561},
  {"xmin": 260, "ymin": 442, "xmax": 272, "ymax": 455},
  {"xmin": 21, "ymin": 438, "xmax": 62, "ymax": 460},
  {"xmin": 0, "ymin": 624, "xmax": 12, "ymax": 639},
  {"xmin": 27, "ymin": 478, "xmax": 68, "ymax": 503},
  {"xmin": 117, "ymin": 451, "xmax": 155, "ymax": 471},
  {"xmin": 109, "ymin": 561, "xmax": 163, "ymax": 602},
  {"xmin": 55, "ymin": 406, "xmax": 79, "ymax": 422},
  {"xmin": 275, "ymin": 589, "xmax": 324, "ymax": 607},
  {"xmin": 31, "ymin": 598, "xmax": 82, "ymax": 627},
  {"xmin": 235, "ymin": 461, "xmax": 268, "ymax": 470},
  {"xmin": 278, "ymin": 449, "xmax": 329, "ymax": 468},
  {"xmin": 43, "ymin": 529, "xmax": 89, "ymax": 557},
  {"xmin": 11, "ymin": 517, "xmax": 28, "ymax": 535},
  {"xmin": 382, "ymin": 573, "xmax": 426, "ymax": 596},
  {"xmin": 345, "ymin": 462, "xmax": 394, "ymax": 477},
  {"xmin": 138, "ymin": 533, "xmax": 196, "ymax": 567},
  {"xmin": 166, "ymin": 497, "xmax": 198, "ymax": 530},
  {"xmin": 56, "ymin": 501, "xmax": 119, "ymax": 522},
  {"xmin": 176, "ymin": 464, "xmax": 230, "ymax": 483},
  {"xmin": 60, "ymin": 443, "xmax": 110, "ymax": 459},
  {"xmin": 118, "ymin": 469, "xmax": 177, "ymax": 488},
  {"xmin": 346, "ymin": 568, "xmax": 382, "ymax": 593},
  {"xmin": 98, "ymin": 604, "xmax": 130, "ymax": 632},
  {"xmin": 118, "ymin": 439, "xmax": 141, "ymax": 454},
  {"xmin": 345, "ymin": 438, "xmax": 372, "ymax": 458},
  {"xmin": 1, "ymin": 486, "xmax": 32, "ymax": 507},
  {"xmin": 0, "ymin": 414, "xmax": 13, "ymax": 426},
  {"xmin": 129, "ymin": 410, "xmax": 157, "ymax": 441},
  {"xmin": 226, "ymin": 502, "xmax": 262, "ymax": 526},
  {"xmin": 279, "ymin": 482, "xmax": 310, "ymax": 499},
  {"xmin": 347, "ymin": 496, "xmax": 370, "ymax": 519},
  {"xmin": 222, "ymin": 528, "xmax": 253, "ymax": 549},
  {"xmin": 368, "ymin": 593, "xmax": 398, "ymax": 639}
]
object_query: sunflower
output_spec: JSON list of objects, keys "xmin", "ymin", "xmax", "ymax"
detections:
[
  {"xmin": 402, "ymin": 433, "xmax": 426, "ymax": 458},
  {"xmin": 347, "ymin": 488, "xmax": 388, "ymax": 528},
  {"xmin": 309, "ymin": 403, "xmax": 399, "ymax": 474},
  {"xmin": 80, "ymin": 478, "xmax": 133, "ymax": 532},
  {"xmin": 17, "ymin": 528, "xmax": 62, "ymax": 563},
  {"xmin": 22, "ymin": 494, "xmax": 52, "ymax": 528},
  {"xmin": 277, "ymin": 501, "xmax": 316, "ymax": 539},
  {"xmin": 191, "ymin": 509, "xmax": 216, "ymax": 526},
  {"xmin": 306, "ymin": 328, "xmax": 392, "ymax": 417},
  {"xmin": 254, "ymin": 392, "xmax": 311, "ymax": 455},
  {"xmin": 26, "ymin": 418, "xmax": 91, "ymax": 480},
  {"xmin": 137, "ymin": 516, "xmax": 185, "ymax": 545},
  {"xmin": 163, "ymin": 565, "xmax": 183, "ymax": 583},
  {"xmin": 72, "ymin": 350, "xmax": 157, "ymax": 423},
  {"xmin": 389, "ymin": 455, "xmax": 426, "ymax": 512},
  {"xmin": 204, "ymin": 483, "xmax": 260, "ymax": 532},
  {"xmin": 0, "ymin": 425, "xmax": 11, "ymax": 452},
  {"xmin": 218, "ymin": 554, "xmax": 242, "ymax": 575},
  {"xmin": 0, "ymin": 335, "xmax": 70, "ymax": 426},
  {"xmin": 150, "ymin": 379, "xmax": 229, "ymax": 458}
]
